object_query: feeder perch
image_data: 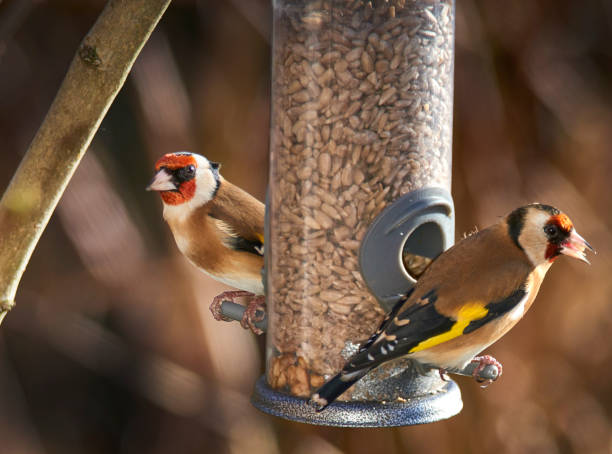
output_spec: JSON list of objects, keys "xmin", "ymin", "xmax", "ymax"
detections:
[
  {"xmin": 359, "ymin": 187, "xmax": 455, "ymax": 312},
  {"xmin": 249, "ymin": 0, "xmax": 460, "ymax": 426}
]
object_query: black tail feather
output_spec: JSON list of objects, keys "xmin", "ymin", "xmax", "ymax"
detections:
[
  {"xmin": 309, "ymin": 367, "xmax": 372, "ymax": 411},
  {"xmin": 309, "ymin": 290, "xmax": 415, "ymax": 412}
]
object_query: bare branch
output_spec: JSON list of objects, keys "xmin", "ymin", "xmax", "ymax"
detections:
[{"xmin": 0, "ymin": 0, "xmax": 172, "ymax": 324}]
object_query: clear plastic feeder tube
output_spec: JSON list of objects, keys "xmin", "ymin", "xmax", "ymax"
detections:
[{"xmin": 267, "ymin": 0, "xmax": 454, "ymax": 401}]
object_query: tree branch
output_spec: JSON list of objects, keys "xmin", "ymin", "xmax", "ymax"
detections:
[{"xmin": 0, "ymin": 0, "xmax": 172, "ymax": 324}]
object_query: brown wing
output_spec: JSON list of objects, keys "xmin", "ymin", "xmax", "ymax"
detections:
[
  {"xmin": 412, "ymin": 222, "xmax": 533, "ymax": 318},
  {"xmin": 209, "ymin": 177, "xmax": 265, "ymax": 245}
]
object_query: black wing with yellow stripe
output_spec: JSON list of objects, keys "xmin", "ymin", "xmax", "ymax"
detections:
[
  {"xmin": 343, "ymin": 288, "xmax": 453, "ymax": 373},
  {"xmin": 463, "ymin": 288, "xmax": 526, "ymax": 334},
  {"xmin": 345, "ymin": 285, "xmax": 528, "ymax": 373},
  {"xmin": 310, "ymin": 284, "xmax": 528, "ymax": 411},
  {"xmin": 353, "ymin": 288, "xmax": 414, "ymax": 354}
]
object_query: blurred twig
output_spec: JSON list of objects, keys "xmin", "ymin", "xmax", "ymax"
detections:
[{"xmin": 0, "ymin": 0, "xmax": 171, "ymax": 325}]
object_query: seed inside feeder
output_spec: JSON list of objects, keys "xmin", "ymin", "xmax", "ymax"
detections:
[{"xmin": 267, "ymin": 0, "xmax": 454, "ymax": 400}]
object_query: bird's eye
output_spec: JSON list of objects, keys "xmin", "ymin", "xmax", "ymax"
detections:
[
  {"xmin": 544, "ymin": 224, "xmax": 560, "ymax": 239},
  {"xmin": 176, "ymin": 165, "xmax": 196, "ymax": 181}
]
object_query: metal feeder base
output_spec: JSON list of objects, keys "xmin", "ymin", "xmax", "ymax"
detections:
[{"xmin": 251, "ymin": 376, "xmax": 463, "ymax": 427}]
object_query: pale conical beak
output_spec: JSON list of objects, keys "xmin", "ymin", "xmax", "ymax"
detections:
[
  {"xmin": 146, "ymin": 168, "xmax": 176, "ymax": 192},
  {"xmin": 560, "ymin": 229, "xmax": 595, "ymax": 264}
]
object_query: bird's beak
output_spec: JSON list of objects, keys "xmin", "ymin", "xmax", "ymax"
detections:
[
  {"xmin": 560, "ymin": 229, "xmax": 595, "ymax": 264},
  {"xmin": 146, "ymin": 168, "xmax": 176, "ymax": 191}
]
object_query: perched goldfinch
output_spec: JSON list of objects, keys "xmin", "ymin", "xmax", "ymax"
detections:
[
  {"xmin": 311, "ymin": 204, "xmax": 594, "ymax": 411},
  {"xmin": 147, "ymin": 152, "xmax": 266, "ymax": 334}
]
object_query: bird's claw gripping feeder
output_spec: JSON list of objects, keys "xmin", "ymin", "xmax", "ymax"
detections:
[{"xmin": 250, "ymin": 0, "xmax": 472, "ymax": 426}]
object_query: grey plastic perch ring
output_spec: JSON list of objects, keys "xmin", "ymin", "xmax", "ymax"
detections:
[{"xmin": 359, "ymin": 187, "xmax": 455, "ymax": 312}]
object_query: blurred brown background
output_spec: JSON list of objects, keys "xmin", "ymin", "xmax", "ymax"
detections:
[{"xmin": 1, "ymin": 0, "xmax": 611, "ymax": 453}]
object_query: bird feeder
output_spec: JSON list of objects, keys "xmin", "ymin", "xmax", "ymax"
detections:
[{"xmin": 252, "ymin": 0, "xmax": 461, "ymax": 426}]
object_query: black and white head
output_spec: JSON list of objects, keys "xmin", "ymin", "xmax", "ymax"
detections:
[
  {"xmin": 147, "ymin": 152, "xmax": 221, "ymax": 213},
  {"xmin": 507, "ymin": 203, "xmax": 594, "ymax": 267}
]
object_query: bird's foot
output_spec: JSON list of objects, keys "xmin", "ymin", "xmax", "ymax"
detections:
[
  {"xmin": 210, "ymin": 290, "xmax": 255, "ymax": 322},
  {"xmin": 470, "ymin": 355, "xmax": 503, "ymax": 387},
  {"xmin": 438, "ymin": 368, "xmax": 450, "ymax": 381},
  {"xmin": 240, "ymin": 295, "xmax": 266, "ymax": 335}
]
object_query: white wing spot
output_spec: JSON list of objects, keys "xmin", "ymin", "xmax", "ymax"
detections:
[{"xmin": 507, "ymin": 290, "xmax": 529, "ymax": 321}]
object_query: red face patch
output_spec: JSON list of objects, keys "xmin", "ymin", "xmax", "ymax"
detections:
[
  {"xmin": 549, "ymin": 214, "xmax": 573, "ymax": 232},
  {"xmin": 545, "ymin": 243, "xmax": 559, "ymax": 261},
  {"xmin": 544, "ymin": 213, "xmax": 573, "ymax": 261},
  {"xmin": 155, "ymin": 153, "xmax": 197, "ymax": 171},
  {"xmin": 154, "ymin": 153, "xmax": 198, "ymax": 205},
  {"xmin": 160, "ymin": 180, "xmax": 196, "ymax": 205}
]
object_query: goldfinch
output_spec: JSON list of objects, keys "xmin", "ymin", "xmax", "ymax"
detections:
[
  {"xmin": 311, "ymin": 203, "xmax": 594, "ymax": 411},
  {"xmin": 147, "ymin": 152, "xmax": 266, "ymax": 334}
]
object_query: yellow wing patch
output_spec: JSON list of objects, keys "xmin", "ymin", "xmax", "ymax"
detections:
[
  {"xmin": 408, "ymin": 302, "xmax": 489, "ymax": 353},
  {"xmin": 256, "ymin": 233, "xmax": 265, "ymax": 244}
]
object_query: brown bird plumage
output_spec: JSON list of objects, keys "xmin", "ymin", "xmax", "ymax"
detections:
[
  {"xmin": 311, "ymin": 203, "xmax": 594, "ymax": 411},
  {"xmin": 147, "ymin": 152, "xmax": 265, "ymax": 333},
  {"xmin": 404, "ymin": 222, "xmax": 542, "ymax": 369}
]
